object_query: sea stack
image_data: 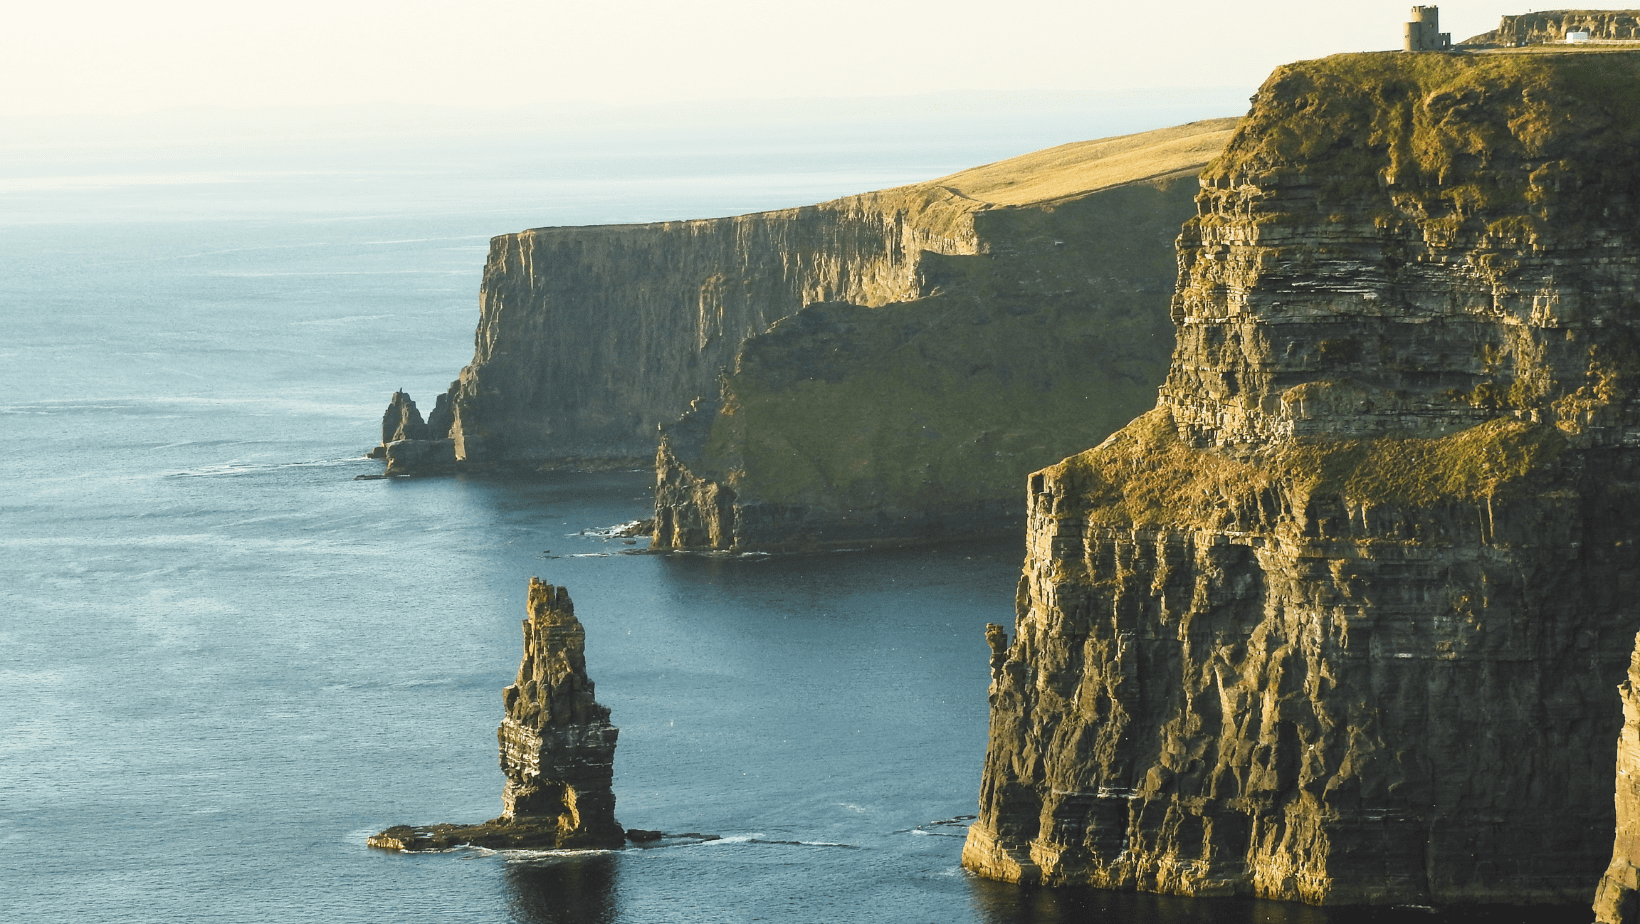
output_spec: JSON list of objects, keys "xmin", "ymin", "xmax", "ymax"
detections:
[
  {"xmin": 368, "ymin": 579, "xmax": 623, "ymax": 851},
  {"xmin": 964, "ymin": 49, "xmax": 1640, "ymax": 905}
]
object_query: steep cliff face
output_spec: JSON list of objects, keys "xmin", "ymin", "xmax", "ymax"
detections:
[
  {"xmin": 965, "ymin": 50, "xmax": 1640, "ymax": 905},
  {"xmin": 1470, "ymin": 10, "xmax": 1640, "ymax": 45},
  {"xmin": 1596, "ymin": 633, "xmax": 1640, "ymax": 923},
  {"xmin": 445, "ymin": 184, "xmax": 981, "ymax": 466},
  {"xmin": 651, "ymin": 121, "xmax": 1236, "ymax": 551},
  {"xmin": 368, "ymin": 579, "xmax": 622, "ymax": 851},
  {"xmin": 438, "ymin": 119, "xmax": 1234, "ymax": 470}
]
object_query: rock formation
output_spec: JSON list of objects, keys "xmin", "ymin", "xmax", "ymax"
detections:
[
  {"xmin": 1597, "ymin": 633, "xmax": 1640, "ymax": 923},
  {"xmin": 382, "ymin": 390, "xmax": 427, "ymax": 444},
  {"xmin": 368, "ymin": 579, "xmax": 623, "ymax": 851},
  {"xmin": 965, "ymin": 49, "xmax": 1640, "ymax": 906},
  {"xmin": 367, "ymin": 387, "xmax": 457, "ymax": 474},
  {"xmin": 651, "ymin": 120, "xmax": 1236, "ymax": 551},
  {"xmin": 366, "ymin": 390, "xmax": 427, "ymax": 459},
  {"xmin": 1468, "ymin": 10, "xmax": 1640, "ymax": 45}
]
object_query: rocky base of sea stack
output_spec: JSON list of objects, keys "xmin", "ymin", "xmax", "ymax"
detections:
[
  {"xmin": 367, "ymin": 817, "xmax": 620, "ymax": 852},
  {"xmin": 367, "ymin": 823, "xmax": 719, "ymax": 852}
]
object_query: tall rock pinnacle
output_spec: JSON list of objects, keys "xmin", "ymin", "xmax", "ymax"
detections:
[
  {"xmin": 496, "ymin": 579, "xmax": 622, "ymax": 844},
  {"xmin": 368, "ymin": 579, "xmax": 623, "ymax": 851}
]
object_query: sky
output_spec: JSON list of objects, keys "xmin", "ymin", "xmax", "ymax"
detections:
[{"xmin": 2, "ymin": 0, "xmax": 1520, "ymax": 117}]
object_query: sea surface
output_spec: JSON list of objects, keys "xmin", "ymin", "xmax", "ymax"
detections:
[{"xmin": 0, "ymin": 100, "xmax": 1595, "ymax": 923}]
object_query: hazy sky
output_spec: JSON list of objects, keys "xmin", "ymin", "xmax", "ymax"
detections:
[{"xmin": 4, "ymin": 1, "xmax": 1519, "ymax": 117}]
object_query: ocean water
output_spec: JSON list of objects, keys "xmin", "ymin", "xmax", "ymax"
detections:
[{"xmin": 0, "ymin": 106, "xmax": 1596, "ymax": 923}]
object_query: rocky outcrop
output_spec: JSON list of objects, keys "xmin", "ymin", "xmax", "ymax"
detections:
[
  {"xmin": 965, "ymin": 49, "xmax": 1640, "ymax": 905},
  {"xmin": 651, "ymin": 120, "xmax": 1237, "ymax": 551},
  {"xmin": 368, "ymin": 387, "xmax": 456, "ymax": 472},
  {"xmin": 368, "ymin": 579, "xmax": 623, "ymax": 851},
  {"xmin": 1597, "ymin": 633, "xmax": 1640, "ymax": 923},
  {"xmin": 1468, "ymin": 10, "xmax": 1640, "ymax": 44},
  {"xmin": 382, "ymin": 390, "xmax": 427, "ymax": 443},
  {"xmin": 367, "ymin": 390, "xmax": 427, "ymax": 459}
]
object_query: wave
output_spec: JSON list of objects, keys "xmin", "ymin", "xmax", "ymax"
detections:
[
  {"xmin": 689, "ymin": 834, "xmax": 858, "ymax": 850},
  {"xmin": 894, "ymin": 815, "xmax": 975, "ymax": 839},
  {"xmin": 502, "ymin": 847, "xmax": 622, "ymax": 864},
  {"xmin": 746, "ymin": 838, "xmax": 859, "ymax": 849},
  {"xmin": 166, "ymin": 458, "xmax": 369, "ymax": 478}
]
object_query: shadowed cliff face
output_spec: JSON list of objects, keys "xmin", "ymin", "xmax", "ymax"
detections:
[
  {"xmin": 651, "ymin": 122, "xmax": 1237, "ymax": 551},
  {"xmin": 965, "ymin": 50, "xmax": 1640, "ymax": 906}
]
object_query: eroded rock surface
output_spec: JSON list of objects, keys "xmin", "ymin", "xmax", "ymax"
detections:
[
  {"xmin": 964, "ymin": 50, "xmax": 1640, "ymax": 905},
  {"xmin": 1597, "ymin": 633, "xmax": 1640, "ymax": 923},
  {"xmin": 1469, "ymin": 10, "xmax": 1640, "ymax": 44},
  {"xmin": 368, "ymin": 579, "xmax": 623, "ymax": 851},
  {"xmin": 651, "ymin": 121, "xmax": 1236, "ymax": 551}
]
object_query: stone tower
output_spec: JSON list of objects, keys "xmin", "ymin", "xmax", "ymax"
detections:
[{"xmin": 1405, "ymin": 6, "xmax": 1452, "ymax": 51}]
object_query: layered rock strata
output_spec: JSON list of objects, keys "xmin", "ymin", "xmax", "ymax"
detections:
[
  {"xmin": 368, "ymin": 579, "xmax": 623, "ymax": 851},
  {"xmin": 1470, "ymin": 10, "xmax": 1640, "ymax": 44},
  {"xmin": 965, "ymin": 50, "xmax": 1640, "ymax": 905},
  {"xmin": 1597, "ymin": 633, "xmax": 1640, "ymax": 923},
  {"xmin": 651, "ymin": 120, "xmax": 1237, "ymax": 551}
]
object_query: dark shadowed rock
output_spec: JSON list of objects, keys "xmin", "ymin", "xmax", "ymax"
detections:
[
  {"xmin": 425, "ymin": 385, "xmax": 456, "ymax": 441},
  {"xmin": 367, "ymin": 579, "xmax": 623, "ymax": 852}
]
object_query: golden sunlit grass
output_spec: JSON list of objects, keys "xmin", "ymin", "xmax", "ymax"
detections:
[{"xmin": 928, "ymin": 117, "xmax": 1241, "ymax": 206}]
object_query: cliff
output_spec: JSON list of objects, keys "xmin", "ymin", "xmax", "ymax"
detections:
[
  {"xmin": 442, "ymin": 175, "xmax": 984, "ymax": 467},
  {"xmin": 1468, "ymin": 10, "xmax": 1640, "ymax": 45},
  {"xmin": 1597, "ymin": 633, "xmax": 1640, "ymax": 923},
  {"xmin": 964, "ymin": 49, "xmax": 1640, "ymax": 906},
  {"xmin": 369, "ymin": 579, "xmax": 623, "ymax": 851},
  {"xmin": 401, "ymin": 119, "xmax": 1233, "ymax": 472},
  {"xmin": 650, "ymin": 120, "xmax": 1237, "ymax": 551}
]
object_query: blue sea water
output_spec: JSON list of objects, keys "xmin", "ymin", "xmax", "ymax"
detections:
[{"xmin": 0, "ymin": 103, "xmax": 1597, "ymax": 923}]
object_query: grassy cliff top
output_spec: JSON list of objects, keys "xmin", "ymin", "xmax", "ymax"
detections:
[
  {"xmin": 1205, "ymin": 49, "xmax": 1640, "ymax": 190},
  {"xmin": 1051, "ymin": 409, "xmax": 1569, "ymax": 533},
  {"xmin": 518, "ymin": 117, "xmax": 1240, "ymax": 239},
  {"xmin": 928, "ymin": 117, "xmax": 1239, "ymax": 207}
]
